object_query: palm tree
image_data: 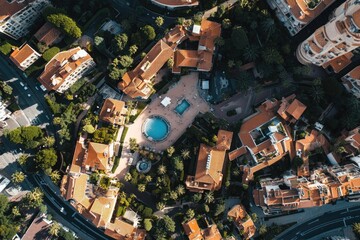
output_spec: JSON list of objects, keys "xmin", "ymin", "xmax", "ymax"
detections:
[
  {"xmin": 169, "ymin": 191, "xmax": 178, "ymax": 200},
  {"xmin": 124, "ymin": 173, "xmax": 132, "ymax": 182},
  {"xmin": 50, "ymin": 170, "xmax": 61, "ymax": 184},
  {"xmin": 18, "ymin": 154, "xmax": 29, "ymax": 166},
  {"xmin": 259, "ymin": 224, "xmax": 267, "ymax": 235},
  {"xmin": 138, "ymin": 184, "xmax": 146, "ymax": 192},
  {"xmin": 243, "ymin": 45, "xmax": 259, "ymax": 62},
  {"xmin": 167, "ymin": 146, "xmax": 175, "ymax": 157},
  {"xmin": 145, "ymin": 175, "xmax": 152, "ymax": 183},
  {"xmin": 204, "ymin": 191, "xmax": 214, "ymax": 204},
  {"xmin": 23, "ymin": 188, "xmax": 43, "ymax": 209},
  {"xmin": 261, "ymin": 18, "xmax": 276, "ymax": 41},
  {"xmin": 176, "ymin": 185, "xmax": 185, "ymax": 196},
  {"xmin": 48, "ymin": 222, "xmax": 61, "ymax": 237},
  {"xmin": 156, "ymin": 202, "xmax": 166, "ymax": 211},
  {"xmin": 311, "ymin": 86, "xmax": 325, "ymax": 104},
  {"xmin": 11, "ymin": 171, "xmax": 25, "ymax": 184},
  {"xmin": 353, "ymin": 223, "xmax": 360, "ymax": 235},
  {"xmin": 181, "ymin": 149, "xmax": 191, "ymax": 160},
  {"xmin": 155, "ymin": 16, "xmax": 164, "ymax": 27},
  {"xmin": 12, "ymin": 206, "xmax": 20, "ymax": 217},
  {"xmin": 157, "ymin": 165, "xmax": 167, "ymax": 175},
  {"xmin": 186, "ymin": 209, "xmax": 195, "ymax": 220},
  {"xmin": 251, "ymin": 213, "xmax": 258, "ymax": 223},
  {"xmin": 232, "ymin": 168, "xmax": 240, "ymax": 176},
  {"xmin": 43, "ymin": 136, "xmax": 55, "ymax": 147}
]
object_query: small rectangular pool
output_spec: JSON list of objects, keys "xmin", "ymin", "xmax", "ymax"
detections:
[{"xmin": 175, "ymin": 99, "xmax": 190, "ymax": 115}]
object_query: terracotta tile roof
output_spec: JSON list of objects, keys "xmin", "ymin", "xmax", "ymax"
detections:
[
  {"xmin": 89, "ymin": 196, "xmax": 117, "ymax": 228},
  {"xmin": 285, "ymin": 0, "xmax": 335, "ymax": 24},
  {"xmin": 69, "ymin": 141, "xmax": 86, "ymax": 173},
  {"xmin": 99, "ymin": 98, "xmax": 126, "ymax": 125},
  {"xmin": 38, "ymin": 47, "xmax": 94, "ymax": 92},
  {"xmin": 216, "ymin": 130, "xmax": 233, "ymax": 151},
  {"xmin": 286, "ymin": 99, "xmax": 307, "ymax": 120},
  {"xmin": 83, "ymin": 142, "xmax": 112, "ymax": 171},
  {"xmin": 322, "ymin": 52, "xmax": 353, "ymax": 73},
  {"xmin": 22, "ymin": 216, "xmax": 51, "ymax": 240},
  {"xmin": 228, "ymin": 146, "xmax": 247, "ymax": 161},
  {"xmin": 277, "ymin": 94, "xmax": 306, "ymax": 121},
  {"xmin": 64, "ymin": 173, "xmax": 93, "ymax": 209},
  {"xmin": 105, "ymin": 218, "xmax": 146, "ymax": 240},
  {"xmin": 0, "ymin": 0, "xmax": 32, "ymax": 21},
  {"xmin": 347, "ymin": 66, "xmax": 360, "ymax": 80},
  {"xmin": 9, "ymin": 44, "xmax": 40, "ymax": 70},
  {"xmin": 183, "ymin": 219, "xmax": 203, "ymax": 240},
  {"xmin": 202, "ymin": 224, "xmax": 222, "ymax": 240},
  {"xmin": 34, "ymin": 22, "xmax": 62, "ymax": 46},
  {"xmin": 151, "ymin": 0, "xmax": 199, "ymax": 7}
]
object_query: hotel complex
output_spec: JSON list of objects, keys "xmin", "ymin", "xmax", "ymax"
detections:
[
  {"xmin": 267, "ymin": 0, "xmax": 336, "ymax": 36},
  {"xmin": 0, "ymin": 0, "xmax": 50, "ymax": 40},
  {"xmin": 38, "ymin": 47, "xmax": 96, "ymax": 93},
  {"xmin": 296, "ymin": 0, "xmax": 360, "ymax": 73}
]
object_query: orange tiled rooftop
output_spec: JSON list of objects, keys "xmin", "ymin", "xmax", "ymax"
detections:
[{"xmin": 99, "ymin": 98, "xmax": 127, "ymax": 126}]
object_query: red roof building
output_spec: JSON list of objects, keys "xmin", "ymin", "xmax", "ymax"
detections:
[{"xmin": 10, "ymin": 44, "xmax": 40, "ymax": 70}]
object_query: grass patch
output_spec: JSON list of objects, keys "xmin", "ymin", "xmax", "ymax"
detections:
[
  {"xmin": 120, "ymin": 127, "xmax": 128, "ymax": 144},
  {"xmin": 24, "ymin": 64, "xmax": 45, "ymax": 77},
  {"xmin": 67, "ymin": 78, "xmax": 88, "ymax": 94},
  {"xmin": 42, "ymin": 47, "xmax": 60, "ymax": 62},
  {"xmin": 111, "ymin": 155, "xmax": 121, "ymax": 173},
  {"xmin": 7, "ymin": 102, "xmax": 20, "ymax": 112}
]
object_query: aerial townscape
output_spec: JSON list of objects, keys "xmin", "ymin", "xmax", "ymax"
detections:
[{"xmin": 1, "ymin": 0, "xmax": 360, "ymax": 239}]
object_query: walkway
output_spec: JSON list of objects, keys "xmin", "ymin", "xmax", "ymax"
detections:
[{"xmin": 202, "ymin": 0, "xmax": 238, "ymax": 19}]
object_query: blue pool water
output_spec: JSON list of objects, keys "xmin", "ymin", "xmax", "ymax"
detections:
[
  {"xmin": 143, "ymin": 116, "xmax": 170, "ymax": 141},
  {"xmin": 175, "ymin": 99, "xmax": 190, "ymax": 115}
]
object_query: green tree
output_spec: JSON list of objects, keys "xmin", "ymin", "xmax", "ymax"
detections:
[
  {"xmin": 42, "ymin": 47, "xmax": 60, "ymax": 62},
  {"xmin": 243, "ymin": 45, "xmax": 259, "ymax": 62},
  {"xmin": 292, "ymin": 156, "xmax": 304, "ymax": 169},
  {"xmin": 43, "ymin": 136, "xmax": 55, "ymax": 147},
  {"xmin": 259, "ymin": 224, "xmax": 267, "ymax": 235},
  {"xmin": 112, "ymin": 33, "xmax": 128, "ymax": 52},
  {"xmin": 35, "ymin": 148, "xmax": 57, "ymax": 170},
  {"xmin": 155, "ymin": 16, "xmax": 164, "ymax": 27},
  {"xmin": 193, "ymin": 12, "xmax": 203, "ymax": 25},
  {"xmin": 214, "ymin": 36, "xmax": 225, "ymax": 47},
  {"xmin": 167, "ymin": 58, "xmax": 174, "ymax": 69},
  {"xmin": 0, "ymin": 81, "xmax": 13, "ymax": 95},
  {"xmin": 353, "ymin": 223, "xmax": 360, "ymax": 236},
  {"xmin": 11, "ymin": 206, "xmax": 20, "ymax": 217},
  {"xmin": 158, "ymin": 215, "xmax": 176, "ymax": 233},
  {"xmin": 186, "ymin": 209, "xmax": 195, "ymax": 220},
  {"xmin": 119, "ymin": 55, "xmax": 133, "ymax": 68},
  {"xmin": 222, "ymin": 18, "xmax": 232, "ymax": 29},
  {"xmin": 204, "ymin": 191, "xmax": 214, "ymax": 204},
  {"xmin": 311, "ymin": 86, "xmax": 325, "ymax": 104},
  {"xmin": 172, "ymin": 156, "xmax": 184, "ymax": 171},
  {"xmin": 121, "ymin": 19, "xmax": 131, "ymax": 31},
  {"xmin": 49, "ymin": 222, "xmax": 61, "ymax": 237},
  {"xmin": 83, "ymin": 124, "xmax": 95, "ymax": 134},
  {"xmin": 47, "ymin": 13, "xmax": 82, "ymax": 38},
  {"xmin": 156, "ymin": 202, "xmax": 166, "ymax": 211},
  {"xmin": 11, "ymin": 171, "xmax": 25, "ymax": 184},
  {"xmin": 261, "ymin": 18, "xmax": 276, "ymax": 41},
  {"xmin": 262, "ymin": 48, "xmax": 284, "ymax": 65},
  {"xmin": 167, "ymin": 146, "xmax": 175, "ymax": 157},
  {"xmin": 129, "ymin": 45, "xmax": 138, "ymax": 56},
  {"xmin": 94, "ymin": 36, "xmax": 105, "ymax": 50},
  {"xmin": 124, "ymin": 173, "xmax": 132, "ymax": 182},
  {"xmin": 0, "ymin": 194, "xmax": 9, "ymax": 214},
  {"xmin": 144, "ymin": 219, "xmax": 153, "ymax": 231},
  {"xmin": 138, "ymin": 184, "xmax": 146, "ymax": 192},
  {"xmin": 176, "ymin": 185, "xmax": 185, "ymax": 196},
  {"xmin": 141, "ymin": 25, "xmax": 156, "ymax": 41},
  {"xmin": 192, "ymin": 193, "xmax": 202, "ymax": 203},
  {"xmin": 181, "ymin": 149, "xmax": 190, "ymax": 159},
  {"xmin": 214, "ymin": 201, "xmax": 225, "ymax": 216},
  {"xmin": 251, "ymin": 213, "xmax": 258, "ymax": 223},
  {"xmin": 23, "ymin": 188, "xmax": 43, "ymax": 209}
]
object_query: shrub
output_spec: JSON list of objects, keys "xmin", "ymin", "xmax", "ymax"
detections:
[
  {"xmin": 111, "ymin": 156, "xmax": 121, "ymax": 173},
  {"xmin": 0, "ymin": 42, "xmax": 13, "ymax": 55},
  {"xmin": 43, "ymin": 47, "xmax": 60, "ymax": 62},
  {"xmin": 47, "ymin": 13, "xmax": 82, "ymax": 38}
]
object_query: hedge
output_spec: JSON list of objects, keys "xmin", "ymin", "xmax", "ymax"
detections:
[
  {"xmin": 111, "ymin": 155, "xmax": 121, "ymax": 173},
  {"xmin": 43, "ymin": 47, "xmax": 60, "ymax": 62},
  {"xmin": 120, "ymin": 127, "xmax": 128, "ymax": 144}
]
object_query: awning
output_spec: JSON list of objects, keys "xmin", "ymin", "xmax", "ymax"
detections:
[{"xmin": 161, "ymin": 96, "xmax": 171, "ymax": 107}]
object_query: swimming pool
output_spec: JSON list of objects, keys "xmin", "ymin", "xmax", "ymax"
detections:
[
  {"xmin": 142, "ymin": 116, "xmax": 170, "ymax": 141},
  {"xmin": 175, "ymin": 99, "xmax": 190, "ymax": 115}
]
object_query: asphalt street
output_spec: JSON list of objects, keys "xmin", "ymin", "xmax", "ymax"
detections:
[{"xmin": 276, "ymin": 205, "xmax": 360, "ymax": 240}]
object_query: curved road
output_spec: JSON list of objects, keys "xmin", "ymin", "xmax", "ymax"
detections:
[{"xmin": 275, "ymin": 205, "xmax": 360, "ymax": 240}]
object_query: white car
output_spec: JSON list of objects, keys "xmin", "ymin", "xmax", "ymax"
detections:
[
  {"xmin": 27, "ymin": 94, "xmax": 31, "ymax": 98},
  {"xmin": 19, "ymin": 82, "xmax": 24, "ymax": 87},
  {"xmin": 24, "ymin": 86, "xmax": 28, "ymax": 90}
]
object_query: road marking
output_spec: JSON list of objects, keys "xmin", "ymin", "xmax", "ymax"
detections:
[
  {"xmin": 307, "ymin": 219, "xmax": 319, "ymax": 225},
  {"xmin": 343, "ymin": 218, "xmax": 347, "ymax": 227}
]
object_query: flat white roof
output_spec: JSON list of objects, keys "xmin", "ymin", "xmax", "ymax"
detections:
[
  {"xmin": 192, "ymin": 24, "xmax": 201, "ymax": 34},
  {"xmin": 0, "ymin": 175, "xmax": 10, "ymax": 192},
  {"xmin": 202, "ymin": 80, "xmax": 209, "ymax": 90},
  {"xmin": 161, "ymin": 96, "xmax": 171, "ymax": 107}
]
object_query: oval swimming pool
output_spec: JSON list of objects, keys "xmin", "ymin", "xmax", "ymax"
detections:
[{"xmin": 142, "ymin": 116, "xmax": 170, "ymax": 141}]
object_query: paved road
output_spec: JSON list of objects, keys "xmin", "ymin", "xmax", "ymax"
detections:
[
  {"xmin": 28, "ymin": 173, "xmax": 111, "ymax": 240},
  {"xmin": 275, "ymin": 205, "xmax": 360, "ymax": 240}
]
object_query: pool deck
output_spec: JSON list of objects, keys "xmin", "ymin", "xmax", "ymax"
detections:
[{"xmin": 124, "ymin": 72, "xmax": 210, "ymax": 152}]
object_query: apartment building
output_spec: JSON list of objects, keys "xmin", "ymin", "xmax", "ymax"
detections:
[
  {"xmin": 9, "ymin": 44, "xmax": 40, "ymax": 70},
  {"xmin": 253, "ymin": 164, "xmax": 360, "ymax": 213},
  {"xmin": 342, "ymin": 66, "xmax": 360, "ymax": 98},
  {"xmin": 151, "ymin": 0, "xmax": 199, "ymax": 10},
  {"xmin": 0, "ymin": 0, "xmax": 50, "ymax": 40},
  {"xmin": 118, "ymin": 20, "xmax": 220, "ymax": 99},
  {"xmin": 38, "ymin": 47, "xmax": 96, "ymax": 93},
  {"xmin": 267, "ymin": 0, "xmax": 336, "ymax": 36},
  {"xmin": 229, "ymin": 94, "xmax": 307, "ymax": 182},
  {"xmin": 185, "ymin": 130, "xmax": 233, "ymax": 192},
  {"xmin": 296, "ymin": 0, "xmax": 360, "ymax": 73}
]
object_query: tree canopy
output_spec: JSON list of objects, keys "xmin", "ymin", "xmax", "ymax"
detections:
[
  {"xmin": 8, "ymin": 126, "xmax": 44, "ymax": 149},
  {"xmin": 35, "ymin": 148, "xmax": 57, "ymax": 170},
  {"xmin": 47, "ymin": 13, "xmax": 82, "ymax": 38}
]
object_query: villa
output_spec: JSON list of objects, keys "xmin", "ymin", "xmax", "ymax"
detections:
[
  {"xmin": 266, "ymin": 0, "xmax": 335, "ymax": 36},
  {"xmin": 150, "ymin": 0, "xmax": 199, "ymax": 10},
  {"xmin": 227, "ymin": 204, "xmax": 256, "ymax": 239},
  {"xmin": 342, "ymin": 66, "xmax": 360, "ymax": 98},
  {"xmin": 61, "ymin": 138, "xmax": 145, "ymax": 239},
  {"xmin": 118, "ymin": 19, "xmax": 221, "ymax": 99},
  {"xmin": 253, "ymin": 164, "xmax": 360, "ymax": 213},
  {"xmin": 38, "ymin": 47, "xmax": 96, "ymax": 93},
  {"xmin": 185, "ymin": 130, "xmax": 233, "ymax": 192},
  {"xmin": 99, "ymin": 98, "xmax": 127, "ymax": 126},
  {"xmin": 34, "ymin": 22, "xmax": 63, "ymax": 47},
  {"xmin": 229, "ymin": 94, "xmax": 307, "ymax": 182},
  {"xmin": 182, "ymin": 218, "xmax": 222, "ymax": 240},
  {"xmin": 9, "ymin": 44, "xmax": 41, "ymax": 71}
]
